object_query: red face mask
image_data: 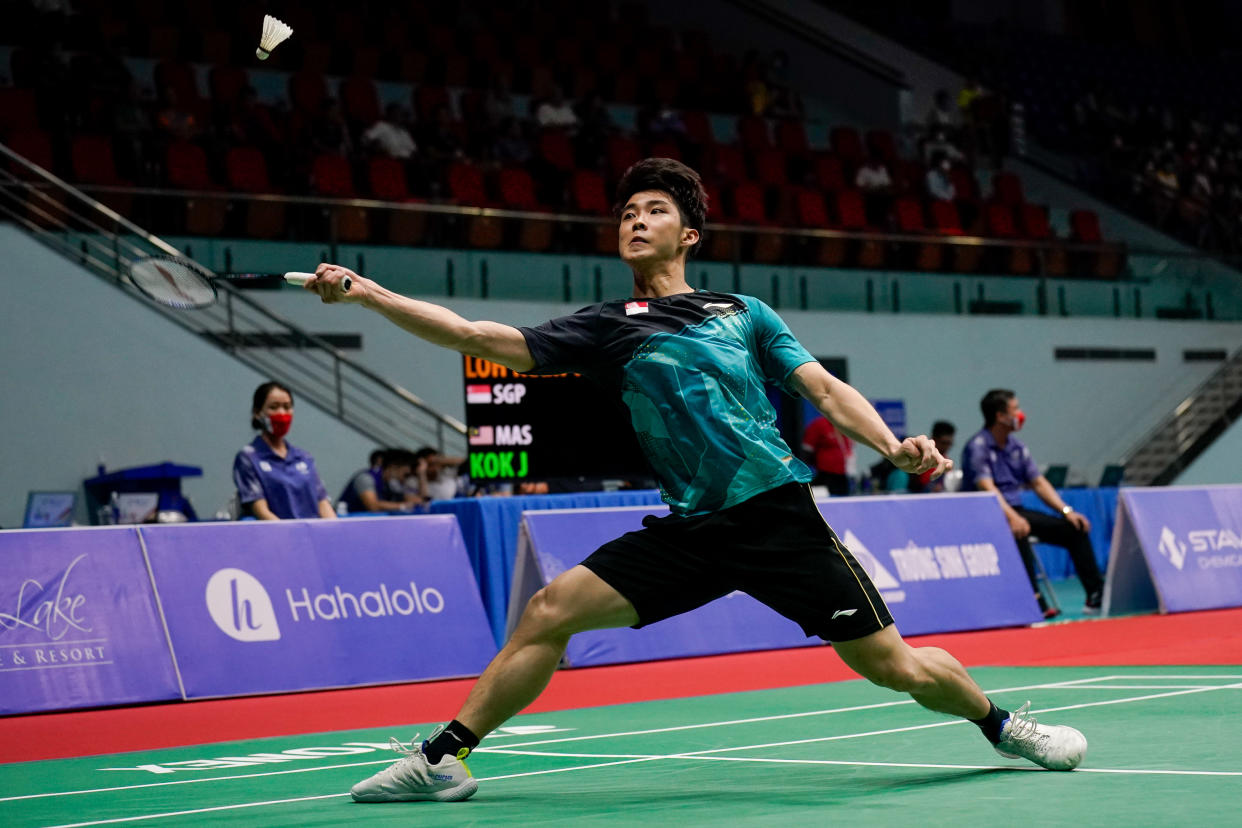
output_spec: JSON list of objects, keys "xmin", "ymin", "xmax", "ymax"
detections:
[
  {"xmin": 1009, "ymin": 410, "xmax": 1026, "ymax": 431},
  {"xmin": 263, "ymin": 411, "xmax": 293, "ymax": 438}
]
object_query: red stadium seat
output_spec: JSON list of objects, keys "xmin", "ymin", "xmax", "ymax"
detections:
[
  {"xmin": 341, "ymin": 75, "xmax": 381, "ymax": 128},
  {"xmin": 865, "ymin": 129, "xmax": 898, "ymax": 163},
  {"xmin": 893, "ymin": 196, "xmax": 926, "ymax": 233},
  {"xmin": 992, "ymin": 171, "xmax": 1025, "ymax": 206},
  {"xmin": 1019, "ymin": 203, "xmax": 1054, "ymax": 239},
  {"xmin": 606, "ymin": 135, "xmax": 642, "ymax": 179},
  {"xmin": 289, "ymin": 71, "xmax": 327, "ymax": 117},
  {"xmin": 1070, "ymin": 209, "xmax": 1103, "ymax": 242},
  {"xmin": 985, "ymin": 203, "xmax": 1019, "ymax": 238},
  {"xmin": 537, "ymin": 130, "xmax": 576, "ymax": 173},
  {"xmin": 830, "ymin": 127, "xmax": 864, "ymax": 165},
  {"xmin": 414, "ymin": 85, "xmax": 450, "ymax": 121},
  {"xmin": 570, "ymin": 170, "xmax": 611, "ymax": 215},
  {"xmin": 154, "ymin": 60, "xmax": 200, "ymax": 106},
  {"xmin": 710, "ymin": 144, "xmax": 748, "ymax": 183},
  {"xmin": 5, "ymin": 129, "xmax": 54, "ymax": 176},
  {"xmin": 775, "ymin": 119, "xmax": 810, "ymax": 157},
  {"xmin": 894, "ymin": 159, "xmax": 926, "ymax": 195},
  {"xmin": 70, "ymin": 136, "xmax": 126, "ymax": 185},
  {"xmin": 793, "ymin": 188, "xmax": 832, "ymax": 228},
  {"xmin": 368, "ymin": 157, "xmax": 410, "ymax": 201},
  {"xmin": 834, "ymin": 189, "xmax": 870, "ymax": 230},
  {"xmin": 446, "ymin": 161, "xmax": 493, "ymax": 207},
  {"xmin": 812, "ymin": 154, "xmax": 846, "ymax": 192},
  {"xmin": 929, "ymin": 199, "xmax": 964, "ymax": 235},
  {"xmin": 682, "ymin": 111, "xmax": 714, "ymax": 146},
  {"xmin": 732, "ymin": 182, "xmax": 768, "ymax": 224},
  {"xmin": 949, "ymin": 166, "xmax": 980, "ymax": 201},
  {"xmin": 0, "ymin": 87, "xmax": 39, "ymax": 133},
  {"xmin": 754, "ymin": 148, "xmax": 788, "ymax": 187},
  {"xmin": 737, "ymin": 115, "xmax": 771, "ymax": 151},
  {"xmin": 497, "ymin": 167, "xmax": 544, "ymax": 211},
  {"xmin": 165, "ymin": 141, "xmax": 215, "ymax": 189},
  {"xmin": 225, "ymin": 147, "xmax": 272, "ymax": 192},
  {"xmin": 646, "ymin": 139, "xmax": 681, "ymax": 162},
  {"xmin": 208, "ymin": 66, "xmax": 248, "ymax": 108},
  {"xmin": 311, "ymin": 154, "xmax": 356, "ymax": 198}
]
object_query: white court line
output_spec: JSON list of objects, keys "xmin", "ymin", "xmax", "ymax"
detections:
[
  {"xmin": 3, "ymin": 676, "xmax": 1100, "ymax": 804},
  {"xmin": 12, "ymin": 676, "xmax": 1240, "ymax": 812}
]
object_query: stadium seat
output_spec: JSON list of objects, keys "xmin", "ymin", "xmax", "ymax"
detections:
[
  {"xmin": 310, "ymin": 154, "xmax": 356, "ymax": 198},
  {"xmin": 166, "ymin": 141, "xmax": 225, "ymax": 235},
  {"xmin": 498, "ymin": 167, "xmax": 554, "ymax": 251},
  {"xmin": 414, "ymin": 85, "xmax": 451, "ymax": 122},
  {"xmin": 341, "ymin": 75, "xmax": 381, "ymax": 129},
  {"xmin": 571, "ymin": 170, "xmax": 616, "ymax": 254},
  {"xmin": 367, "ymin": 157, "xmax": 425, "ymax": 244},
  {"xmin": 928, "ymin": 199, "xmax": 964, "ymax": 235},
  {"xmin": 208, "ymin": 66, "xmax": 248, "ymax": 109},
  {"xmin": 1019, "ymin": 203, "xmax": 1053, "ymax": 239},
  {"xmin": 812, "ymin": 154, "xmax": 846, "ymax": 192},
  {"xmin": 733, "ymin": 182, "xmax": 782, "ymax": 262},
  {"xmin": 709, "ymin": 144, "xmax": 748, "ymax": 184},
  {"xmin": 537, "ymin": 130, "xmax": 576, "ymax": 174},
  {"xmin": 865, "ymin": 129, "xmax": 898, "ymax": 163},
  {"xmin": 893, "ymin": 196, "xmax": 943, "ymax": 271},
  {"xmin": 606, "ymin": 136, "xmax": 642, "ymax": 180},
  {"xmin": 985, "ymin": 203, "xmax": 1019, "ymax": 238},
  {"xmin": 154, "ymin": 59, "xmax": 200, "ymax": 107},
  {"xmin": 775, "ymin": 119, "xmax": 810, "ymax": 157},
  {"xmin": 754, "ymin": 148, "xmax": 788, "ymax": 187},
  {"xmin": 225, "ymin": 147, "xmax": 284, "ymax": 239},
  {"xmin": 986, "ymin": 203, "xmax": 1035, "ymax": 274},
  {"xmin": 834, "ymin": 189, "xmax": 884, "ymax": 268},
  {"xmin": 648, "ymin": 139, "xmax": 682, "ymax": 162},
  {"xmin": 5, "ymin": 129, "xmax": 55, "ymax": 177},
  {"xmin": 289, "ymin": 71, "xmax": 328, "ymax": 117},
  {"xmin": 682, "ymin": 111, "xmax": 714, "ymax": 147},
  {"xmin": 70, "ymin": 136, "xmax": 127, "ymax": 186},
  {"xmin": 830, "ymin": 127, "xmax": 864, "ymax": 165},
  {"xmin": 1069, "ymin": 209, "xmax": 1103, "ymax": 242},
  {"xmin": 992, "ymin": 171, "xmax": 1026, "ymax": 207},
  {"xmin": 447, "ymin": 161, "xmax": 501, "ymax": 248},
  {"xmin": 0, "ymin": 87, "xmax": 39, "ymax": 133},
  {"xmin": 737, "ymin": 115, "xmax": 771, "ymax": 151}
]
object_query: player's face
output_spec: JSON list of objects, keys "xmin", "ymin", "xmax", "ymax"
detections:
[{"xmin": 618, "ymin": 190, "xmax": 695, "ymax": 264}]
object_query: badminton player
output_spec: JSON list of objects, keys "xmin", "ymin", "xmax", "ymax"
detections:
[{"xmin": 305, "ymin": 158, "xmax": 1088, "ymax": 803}]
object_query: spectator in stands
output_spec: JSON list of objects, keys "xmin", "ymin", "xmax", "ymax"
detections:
[
  {"xmin": 926, "ymin": 89, "xmax": 959, "ymax": 135},
  {"xmin": 765, "ymin": 49, "xmax": 803, "ymax": 118},
  {"xmin": 801, "ymin": 414, "xmax": 853, "ymax": 496},
  {"xmin": 483, "ymin": 72, "xmax": 517, "ymax": 133},
  {"xmin": 226, "ymin": 86, "xmax": 282, "ymax": 156},
  {"xmin": 925, "ymin": 153, "xmax": 956, "ymax": 201},
  {"xmin": 854, "ymin": 148, "xmax": 894, "ymax": 226},
  {"xmin": 338, "ymin": 448, "xmax": 424, "ymax": 514},
  {"xmin": 961, "ymin": 389, "xmax": 1103, "ymax": 617},
  {"xmin": 310, "ymin": 98, "xmax": 352, "ymax": 157},
  {"xmin": 111, "ymin": 80, "xmax": 151, "ymax": 182},
  {"xmin": 534, "ymin": 86, "xmax": 579, "ymax": 131},
  {"xmin": 922, "ymin": 129, "xmax": 965, "ymax": 167},
  {"xmin": 908, "ymin": 421, "xmax": 956, "ymax": 493},
  {"xmin": 233, "ymin": 381, "xmax": 336, "ymax": 521},
  {"xmin": 419, "ymin": 104, "xmax": 465, "ymax": 164},
  {"xmin": 575, "ymin": 90, "xmax": 614, "ymax": 167},
  {"xmin": 638, "ymin": 94, "xmax": 686, "ymax": 143},
  {"xmin": 154, "ymin": 86, "xmax": 200, "ymax": 144},
  {"xmin": 415, "ymin": 447, "xmax": 467, "ymax": 501},
  {"xmin": 492, "ymin": 118, "xmax": 533, "ymax": 166},
  {"xmin": 740, "ymin": 49, "xmax": 769, "ymax": 115},
  {"xmin": 362, "ymin": 103, "xmax": 417, "ymax": 160}
]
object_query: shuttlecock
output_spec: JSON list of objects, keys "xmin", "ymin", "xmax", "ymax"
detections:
[{"xmin": 256, "ymin": 14, "xmax": 293, "ymax": 61}]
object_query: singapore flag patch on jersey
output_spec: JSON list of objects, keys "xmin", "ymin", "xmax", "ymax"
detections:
[{"xmin": 624, "ymin": 301, "xmax": 649, "ymax": 316}]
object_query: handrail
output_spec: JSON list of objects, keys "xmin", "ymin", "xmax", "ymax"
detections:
[{"xmin": 0, "ymin": 141, "xmax": 466, "ymax": 451}]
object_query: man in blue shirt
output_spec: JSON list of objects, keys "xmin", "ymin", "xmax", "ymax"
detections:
[
  {"xmin": 305, "ymin": 158, "xmax": 1088, "ymax": 804},
  {"xmin": 962, "ymin": 389, "xmax": 1103, "ymax": 618}
]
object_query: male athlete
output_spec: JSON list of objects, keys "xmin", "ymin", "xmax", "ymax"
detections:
[{"xmin": 304, "ymin": 158, "xmax": 1087, "ymax": 804}]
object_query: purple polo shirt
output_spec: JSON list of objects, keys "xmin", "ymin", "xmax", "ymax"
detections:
[
  {"xmin": 233, "ymin": 435, "xmax": 329, "ymax": 519},
  {"xmin": 961, "ymin": 427, "xmax": 1041, "ymax": 507}
]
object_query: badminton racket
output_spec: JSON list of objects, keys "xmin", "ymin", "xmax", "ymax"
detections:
[{"xmin": 126, "ymin": 255, "xmax": 350, "ymax": 309}]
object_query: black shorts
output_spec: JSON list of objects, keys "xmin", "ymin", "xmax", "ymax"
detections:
[{"xmin": 581, "ymin": 482, "xmax": 894, "ymax": 643}]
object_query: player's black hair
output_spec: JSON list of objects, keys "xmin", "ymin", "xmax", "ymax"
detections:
[
  {"xmin": 613, "ymin": 157, "xmax": 708, "ymax": 257},
  {"xmin": 980, "ymin": 389, "xmax": 1015, "ymax": 426},
  {"xmin": 382, "ymin": 449, "xmax": 419, "ymax": 469},
  {"xmin": 931, "ymin": 420, "xmax": 956, "ymax": 438},
  {"xmin": 251, "ymin": 381, "xmax": 293, "ymax": 429}
]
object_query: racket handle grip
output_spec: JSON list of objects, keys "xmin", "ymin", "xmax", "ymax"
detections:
[{"xmin": 285, "ymin": 272, "xmax": 352, "ymax": 292}]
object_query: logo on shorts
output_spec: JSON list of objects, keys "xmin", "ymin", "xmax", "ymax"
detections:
[{"xmin": 831, "ymin": 608, "xmax": 857, "ymax": 620}]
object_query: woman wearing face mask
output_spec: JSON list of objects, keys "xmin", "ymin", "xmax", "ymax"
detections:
[{"xmin": 232, "ymin": 381, "xmax": 336, "ymax": 520}]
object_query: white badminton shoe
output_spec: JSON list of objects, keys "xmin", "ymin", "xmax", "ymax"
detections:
[
  {"xmin": 350, "ymin": 731, "xmax": 478, "ymax": 803},
  {"xmin": 994, "ymin": 701, "xmax": 1087, "ymax": 770}
]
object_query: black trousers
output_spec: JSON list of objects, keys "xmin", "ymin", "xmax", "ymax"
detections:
[{"xmin": 1014, "ymin": 507, "xmax": 1103, "ymax": 596}]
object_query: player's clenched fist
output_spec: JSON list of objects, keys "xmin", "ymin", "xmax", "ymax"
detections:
[{"xmin": 306, "ymin": 263, "xmax": 366, "ymax": 304}]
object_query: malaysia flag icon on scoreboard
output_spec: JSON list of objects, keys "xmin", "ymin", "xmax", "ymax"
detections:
[
  {"xmin": 466, "ymin": 384, "xmax": 492, "ymax": 404},
  {"xmin": 469, "ymin": 425, "xmax": 494, "ymax": 446}
]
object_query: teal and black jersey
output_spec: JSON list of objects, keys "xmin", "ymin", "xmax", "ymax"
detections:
[{"xmin": 519, "ymin": 290, "xmax": 816, "ymax": 516}]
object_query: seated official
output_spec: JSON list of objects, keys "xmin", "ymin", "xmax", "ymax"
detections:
[
  {"xmin": 962, "ymin": 389, "xmax": 1102, "ymax": 617},
  {"xmin": 232, "ymin": 381, "xmax": 336, "ymax": 520},
  {"xmin": 338, "ymin": 449, "xmax": 424, "ymax": 514}
]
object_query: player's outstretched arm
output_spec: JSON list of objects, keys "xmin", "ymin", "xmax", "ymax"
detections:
[
  {"xmin": 305, "ymin": 263, "xmax": 535, "ymax": 372},
  {"xmin": 791, "ymin": 362, "xmax": 951, "ymax": 478}
]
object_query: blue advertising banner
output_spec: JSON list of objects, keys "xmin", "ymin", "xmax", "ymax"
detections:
[
  {"xmin": 515, "ymin": 493, "xmax": 1039, "ymax": 667},
  {"xmin": 140, "ymin": 516, "xmax": 497, "ymax": 698},
  {"xmin": 0, "ymin": 528, "xmax": 180, "ymax": 715},
  {"xmin": 1106, "ymin": 485, "xmax": 1242, "ymax": 615}
]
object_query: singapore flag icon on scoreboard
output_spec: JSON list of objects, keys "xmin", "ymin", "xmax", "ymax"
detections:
[{"xmin": 466, "ymin": 384, "xmax": 492, "ymax": 404}]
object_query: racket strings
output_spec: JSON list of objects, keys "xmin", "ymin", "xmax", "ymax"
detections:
[{"xmin": 129, "ymin": 258, "xmax": 216, "ymax": 308}]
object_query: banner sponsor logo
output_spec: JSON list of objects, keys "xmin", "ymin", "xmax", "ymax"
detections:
[
  {"xmin": 205, "ymin": 568, "xmax": 280, "ymax": 642},
  {"xmin": 0, "ymin": 553, "xmax": 110, "ymax": 672},
  {"xmin": 1158, "ymin": 524, "xmax": 1242, "ymax": 571},
  {"xmin": 286, "ymin": 581, "xmax": 444, "ymax": 621}
]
